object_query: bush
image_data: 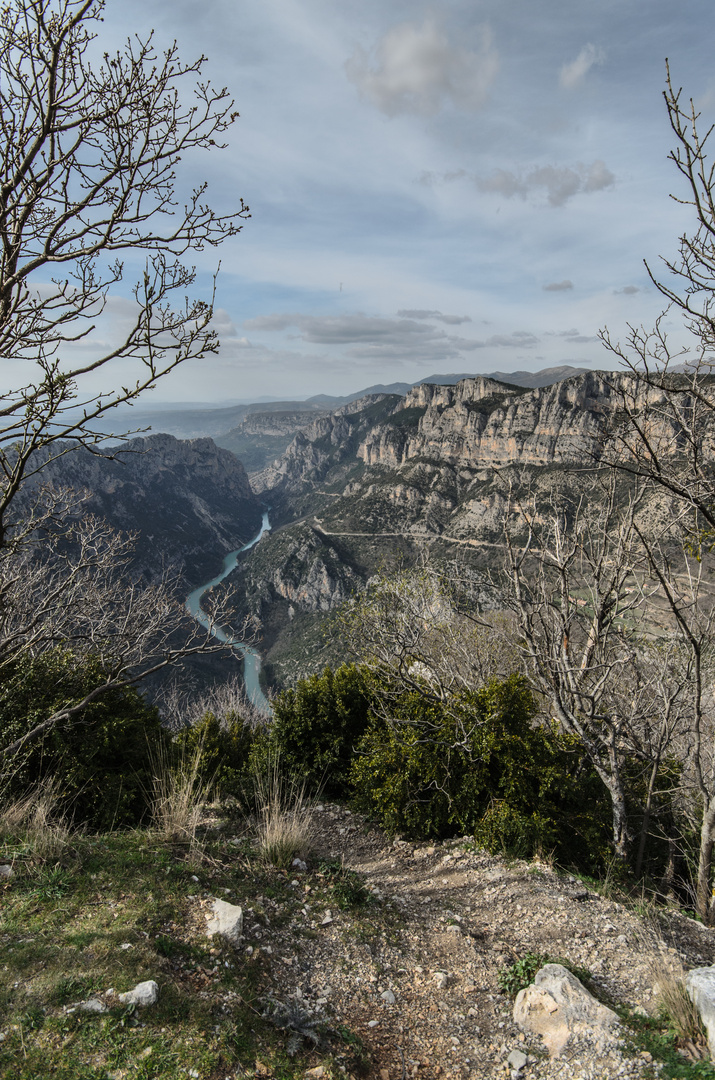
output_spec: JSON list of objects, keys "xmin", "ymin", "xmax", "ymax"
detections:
[
  {"xmin": 350, "ymin": 674, "xmax": 612, "ymax": 867},
  {"xmin": 174, "ymin": 709, "xmax": 257, "ymax": 804},
  {"xmin": 268, "ymin": 664, "xmax": 372, "ymax": 796},
  {"xmin": 0, "ymin": 649, "xmax": 168, "ymax": 830}
]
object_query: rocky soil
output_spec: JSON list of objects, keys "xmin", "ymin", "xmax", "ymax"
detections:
[{"xmin": 249, "ymin": 804, "xmax": 715, "ymax": 1080}]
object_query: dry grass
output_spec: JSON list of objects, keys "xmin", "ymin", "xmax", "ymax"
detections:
[
  {"xmin": 0, "ymin": 778, "xmax": 72, "ymax": 862},
  {"xmin": 150, "ymin": 741, "xmax": 213, "ymax": 845},
  {"xmin": 253, "ymin": 762, "xmax": 314, "ymax": 869},
  {"xmin": 637, "ymin": 927, "xmax": 708, "ymax": 1059}
]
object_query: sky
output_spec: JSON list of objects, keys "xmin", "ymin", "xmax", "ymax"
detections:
[{"xmin": 50, "ymin": 1, "xmax": 715, "ymax": 400}]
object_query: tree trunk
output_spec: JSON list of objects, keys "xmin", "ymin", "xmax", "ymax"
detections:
[
  {"xmin": 635, "ymin": 759, "xmax": 660, "ymax": 879},
  {"xmin": 696, "ymin": 803, "xmax": 715, "ymax": 923},
  {"xmin": 610, "ymin": 780, "xmax": 632, "ymax": 865}
]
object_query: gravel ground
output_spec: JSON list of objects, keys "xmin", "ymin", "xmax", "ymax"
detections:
[{"xmin": 253, "ymin": 803, "xmax": 715, "ymax": 1080}]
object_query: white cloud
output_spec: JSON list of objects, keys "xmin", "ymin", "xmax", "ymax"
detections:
[
  {"xmin": 614, "ymin": 285, "xmax": 640, "ymax": 295},
  {"xmin": 397, "ymin": 308, "xmax": 472, "ymax": 324},
  {"xmin": 475, "ymin": 159, "xmax": 614, "ymax": 207},
  {"xmin": 543, "ymin": 280, "xmax": 573, "ymax": 292},
  {"xmin": 560, "ymin": 43, "xmax": 605, "ymax": 90},
  {"xmin": 345, "ymin": 19, "xmax": 499, "ymax": 117}
]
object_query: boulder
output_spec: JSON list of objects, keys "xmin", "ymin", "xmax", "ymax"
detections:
[
  {"xmin": 205, "ymin": 899, "xmax": 243, "ymax": 944},
  {"xmin": 118, "ymin": 980, "xmax": 159, "ymax": 1007},
  {"xmin": 513, "ymin": 963, "xmax": 620, "ymax": 1058},
  {"xmin": 685, "ymin": 966, "xmax": 715, "ymax": 1056}
]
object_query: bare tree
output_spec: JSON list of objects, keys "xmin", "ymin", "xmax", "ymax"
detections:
[
  {"xmin": 0, "ymin": 0, "xmax": 248, "ymax": 549},
  {"xmin": 600, "ymin": 64, "xmax": 715, "ymax": 529},
  {"xmin": 0, "ymin": 0, "xmax": 252, "ymax": 765},
  {"xmin": 594, "ymin": 65, "xmax": 715, "ymax": 917},
  {"xmin": 339, "ymin": 565, "xmax": 519, "ymax": 736},
  {"xmin": 503, "ymin": 474, "xmax": 655, "ymax": 863}
]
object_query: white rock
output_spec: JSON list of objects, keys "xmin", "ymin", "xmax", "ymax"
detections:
[
  {"xmin": 292, "ymin": 858, "xmax": 308, "ymax": 871},
  {"xmin": 0, "ymin": 865, "xmax": 14, "ymax": 879},
  {"xmin": 79, "ymin": 998, "xmax": 107, "ymax": 1014},
  {"xmin": 513, "ymin": 963, "xmax": 620, "ymax": 1058},
  {"xmin": 433, "ymin": 971, "xmax": 449, "ymax": 989},
  {"xmin": 507, "ymin": 1048, "xmax": 528, "ymax": 1071},
  {"xmin": 367, "ymin": 1019, "xmax": 379, "ymax": 1028},
  {"xmin": 381, "ymin": 989, "xmax": 396, "ymax": 1004},
  {"xmin": 205, "ymin": 899, "xmax": 243, "ymax": 944},
  {"xmin": 686, "ymin": 966, "xmax": 715, "ymax": 1056},
  {"xmin": 118, "ymin": 980, "xmax": 159, "ymax": 1007},
  {"xmin": 321, "ymin": 910, "xmax": 333, "ymax": 926}
]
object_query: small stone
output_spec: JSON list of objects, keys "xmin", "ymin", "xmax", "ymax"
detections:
[
  {"xmin": 118, "ymin": 980, "xmax": 159, "ymax": 1007},
  {"xmin": 381, "ymin": 989, "xmax": 396, "ymax": 1004},
  {"xmin": 79, "ymin": 998, "xmax": 107, "ymax": 1014},
  {"xmin": 305, "ymin": 1068, "xmax": 326, "ymax": 1079},
  {"xmin": 321, "ymin": 910, "xmax": 333, "ymax": 926},
  {"xmin": 380, "ymin": 1071, "xmax": 390, "ymax": 1080},
  {"xmin": 119, "ymin": 942, "xmax": 133, "ymax": 950},
  {"xmin": 368, "ymin": 1019, "xmax": 379, "ymax": 1028},
  {"xmin": 507, "ymin": 1049, "xmax": 527, "ymax": 1072},
  {"xmin": 0, "ymin": 865, "xmax": 14, "ymax": 879},
  {"xmin": 205, "ymin": 899, "xmax": 243, "ymax": 944},
  {"xmin": 433, "ymin": 971, "xmax": 449, "ymax": 990},
  {"xmin": 292, "ymin": 858, "xmax": 308, "ymax": 871}
]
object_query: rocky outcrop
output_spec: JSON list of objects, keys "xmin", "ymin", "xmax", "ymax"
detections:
[
  {"xmin": 32, "ymin": 434, "xmax": 263, "ymax": 587},
  {"xmin": 686, "ymin": 967, "xmax": 715, "ymax": 1056},
  {"xmin": 252, "ymin": 394, "xmax": 401, "ymax": 493},
  {"xmin": 513, "ymin": 963, "xmax": 621, "ymax": 1058},
  {"xmin": 258, "ymin": 528, "xmax": 362, "ymax": 614}
]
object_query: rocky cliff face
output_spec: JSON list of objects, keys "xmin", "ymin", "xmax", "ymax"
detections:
[
  {"xmin": 34, "ymin": 434, "xmax": 263, "ymax": 587},
  {"xmin": 251, "ymin": 395, "xmax": 401, "ymax": 493},
  {"xmin": 357, "ymin": 373, "xmax": 626, "ymax": 470}
]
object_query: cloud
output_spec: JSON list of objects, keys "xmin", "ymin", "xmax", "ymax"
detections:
[
  {"xmin": 345, "ymin": 19, "xmax": 499, "ymax": 117},
  {"xmin": 397, "ymin": 308, "xmax": 472, "ymax": 324},
  {"xmin": 474, "ymin": 159, "xmax": 614, "ymax": 207},
  {"xmin": 614, "ymin": 285, "xmax": 640, "ymax": 295},
  {"xmin": 242, "ymin": 312, "xmax": 538, "ymax": 363},
  {"xmin": 543, "ymin": 280, "xmax": 573, "ymax": 292},
  {"xmin": 483, "ymin": 331, "xmax": 538, "ymax": 348},
  {"xmin": 560, "ymin": 44, "xmax": 605, "ymax": 90}
]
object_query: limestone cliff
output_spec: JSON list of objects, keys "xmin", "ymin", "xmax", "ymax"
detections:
[{"xmin": 33, "ymin": 434, "xmax": 263, "ymax": 588}]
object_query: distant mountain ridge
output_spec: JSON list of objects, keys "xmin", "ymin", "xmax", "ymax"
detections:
[
  {"xmin": 97, "ymin": 366, "xmax": 592, "ymax": 445},
  {"xmin": 305, "ymin": 365, "xmax": 589, "ymax": 406}
]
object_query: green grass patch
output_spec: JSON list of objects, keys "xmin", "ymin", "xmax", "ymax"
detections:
[{"xmin": 0, "ymin": 826, "xmax": 365, "ymax": 1080}]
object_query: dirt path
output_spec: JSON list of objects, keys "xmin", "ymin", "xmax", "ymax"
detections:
[{"xmin": 261, "ymin": 804, "xmax": 715, "ymax": 1080}]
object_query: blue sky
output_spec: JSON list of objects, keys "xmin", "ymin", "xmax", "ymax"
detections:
[{"xmin": 86, "ymin": 1, "xmax": 715, "ymax": 399}]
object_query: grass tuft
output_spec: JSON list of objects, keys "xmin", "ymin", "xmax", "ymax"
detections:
[
  {"xmin": 150, "ymin": 740, "xmax": 212, "ymax": 845},
  {"xmin": 0, "ymin": 778, "xmax": 72, "ymax": 863},
  {"xmin": 252, "ymin": 762, "xmax": 314, "ymax": 869}
]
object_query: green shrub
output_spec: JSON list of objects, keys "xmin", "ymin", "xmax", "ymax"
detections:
[
  {"xmin": 174, "ymin": 709, "xmax": 257, "ymax": 803},
  {"xmin": 0, "ymin": 649, "xmax": 168, "ymax": 830},
  {"xmin": 349, "ymin": 674, "xmax": 612, "ymax": 867},
  {"xmin": 268, "ymin": 664, "xmax": 372, "ymax": 796},
  {"xmin": 497, "ymin": 952, "xmax": 549, "ymax": 997}
]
